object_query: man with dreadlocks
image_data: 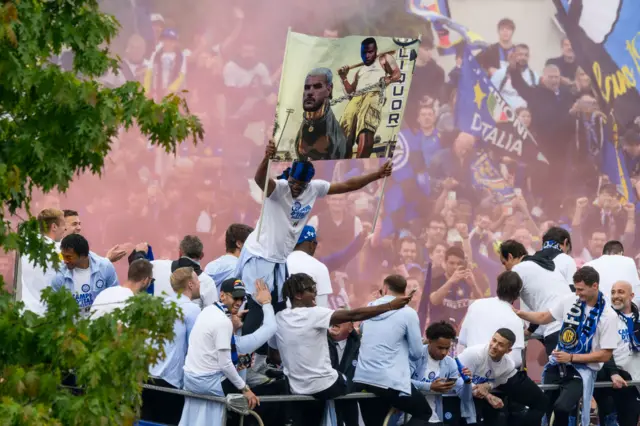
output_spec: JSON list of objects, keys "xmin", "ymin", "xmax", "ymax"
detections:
[
  {"xmin": 236, "ymin": 140, "xmax": 392, "ymax": 362},
  {"xmin": 271, "ymin": 272, "xmax": 415, "ymax": 426}
]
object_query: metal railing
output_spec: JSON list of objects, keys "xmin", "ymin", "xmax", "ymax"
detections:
[{"xmin": 141, "ymin": 380, "xmax": 640, "ymax": 425}]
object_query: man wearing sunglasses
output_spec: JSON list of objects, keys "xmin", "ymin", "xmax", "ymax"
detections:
[
  {"xmin": 180, "ymin": 278, "xmax": 274, "ymax": 425},
  {"xmin": 236, "ymin": 139, "xmax": 392, "ymax": 359}
]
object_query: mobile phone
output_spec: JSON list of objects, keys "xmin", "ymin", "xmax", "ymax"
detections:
[
  {"xmin": 237, "ymin": 354, "xmax": 253, "ymax": 369},
  {"xmin": 408, "ymin": 288, "xmax": 418, "ymax": 298},
  {"xmin": 446, "ymin": 378, "xmax": 457, "ymax": 383},
  {"xmin": 447, "ymin": 191, "xmax": 456, "ymax": 201}
]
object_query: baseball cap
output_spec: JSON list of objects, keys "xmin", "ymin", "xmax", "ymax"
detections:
[
  {"xmin": 297, "ymin": 225, "xmax": 317, "ymax": 245},
  {"xmin": 220, "ymin": 278, "xmax": 247, "ymax": 299},
  {"xmin": 161, "ymin": 28, "xmax": 179, "ymax": 40}
]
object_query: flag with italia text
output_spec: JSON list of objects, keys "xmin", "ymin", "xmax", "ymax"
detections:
[{"xmin": 455, "ymin": 46, "xmax": 548, "ymax": 165}]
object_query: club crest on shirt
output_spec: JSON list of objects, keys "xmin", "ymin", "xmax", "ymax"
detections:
[
  {"xmin": 81, "ymin": 284, "xmax": 90, "ymax": 293},
  {"xmin": 291, "ymin": 201, "xmax": 312, "ymax": 220},
  {"xmin": 485, "ymin": 369, "xmax": 492, "ymax": 378},
  {"xmin": 428, "ymin": 371, "xmax": 437, "ymax": 380},
  {"xmin": 95, "ymin": 279, "xmax": 105, "ymax": 289}
]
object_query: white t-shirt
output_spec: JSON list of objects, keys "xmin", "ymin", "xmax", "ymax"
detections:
[
  {"xmin": 459, "ymin": 298, "xmax": 525, "ymax": 365},
  {"xmin": 151, "ymin": 259, "xmax": 218, "ymax": 308},
  {"xmin": 553, "ymin": 253, "xmax": 578, "ymax": 288},
  {"xmin": 20, "ymin": 236, "xmax": 60, "ymax": 315},
  {"xmin": 513, "ymin": 260, "xmax": 572, "ymax": 337},
  {"xmin": 72, "ymin": 267, "xmax": 93, "ymax": 317},
  {"xmin": 584, "ymin": 255, "xmax": 640, "ymax": 306},
  {"xmin": 612, "ymin": 312, "xmax": 640, "ymax": 380},
  {"xmin": 549, "ymin": 293, "xmax": 619, "ymax": 371},
  {"xmin": 222, "ymin": 61, "xmax": 272, "ymax": 88},
  {"xmin": 90, "ymin": 286, "xmax": 134, "ymax": 319},
  {"xmin": 184, "ymin": 305, "xmax": 232, "ymax": 375},
  {"xmin": 286, "ymin": 250, "xmax": 333, "ymax": 296},
  {"xmin": 274, "ymin": 306, "xmax": 338, "ymax": 395},
  {"xmin": 244, "ymin": 179, "xmax": 331, "ymax": 263},
  {"xmin": 457, "ymin": 344, "xmax": 516, "ymax": 387}
]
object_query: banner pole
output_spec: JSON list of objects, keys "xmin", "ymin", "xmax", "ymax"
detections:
[
  {"xmin": 256, "ymin": 27, "xmax": 292, "ymax": 244},
  {"xmin": 370, "ymin": 143, "xmax": 393, "ymax": 234}
]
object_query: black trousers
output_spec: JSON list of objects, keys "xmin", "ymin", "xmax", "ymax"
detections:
[
  {"xmin": 335, "ymin": 396, "xmax": 360, "ymax": 426},
  {"xmin": 140, "ymin": 378, "xmax": 184, "ymax": 425},
  {"xmin": 355, "ymin": 383, "xmax": 432, "ymax": 426},
  {"xmin": 542, "ymin": 364, "xmax": 583, "ymax": 426},
  {"xmin": 290, "ymin": 375, "xmax": 349, "ymax": 426},
  {"xmin": 471, "ymin": 371, "xmax": 548, "ymax": 426},
  {"xmin": 543, "ymin": 331, "xmax": 560, "ymax": 357},
  {"xmin": 222, "ymin": 376, "xmax": 290, "ymax": 426},
  {"xmin": 593, "ymin": 368, "xmax": 640, "ymax": 426}
]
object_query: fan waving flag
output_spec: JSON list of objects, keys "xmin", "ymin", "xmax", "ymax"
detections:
[
  {"xmin": 406, "ymin": 0, "xmax": 486, "ymax": 54},
  {"xmin": 455, "ymin": 46, "xmax": 548, "ymax": 165},
  {"xmin": 553, "ymin": 0, "xmax": 640, "ymax": 128}
]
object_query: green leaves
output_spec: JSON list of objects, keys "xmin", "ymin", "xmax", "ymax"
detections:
[
  {"xmin": 0, "ymin": 0, "xmax": 203, "ymax": 424},
  {"xmin": 0, "ymin": 288, "xmax": 181, "ymax": 425}
]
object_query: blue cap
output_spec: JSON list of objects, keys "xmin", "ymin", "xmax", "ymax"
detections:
[
  {"xmin": 297, "ymin": 225, "xmax": 317, "ymax": 245},
  {"xmin": 161, "ymin": 28, "xmax": 179, "ymax": 40}
]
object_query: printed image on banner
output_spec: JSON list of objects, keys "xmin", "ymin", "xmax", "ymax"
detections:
[
  {"xmin": 272, "ymin": 31, "xmax": 420, "ymax": 162},
  {"xmin": 553, "ymin": 0, "xmax": 640, "ymax": 128}
]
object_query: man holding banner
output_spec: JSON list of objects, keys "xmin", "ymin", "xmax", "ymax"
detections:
[{"xmin": 235, "ymin": 140, "xmax": 392, "ymax": 360}]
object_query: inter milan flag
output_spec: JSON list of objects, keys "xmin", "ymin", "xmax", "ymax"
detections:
[
  {"xmin": 380, "ymin": 130, "xmax": 432, "ymax": 238},
  {"xmin": 406, "ymin": 0, "xmax": 485, "ymax": 55},
  {"xmin": 553, "ymin": 0, "xmax": 640, "ymax": 128},
  {"xmin": 455, "ymin": 46, "xmax": 549, "ymax": 166}
]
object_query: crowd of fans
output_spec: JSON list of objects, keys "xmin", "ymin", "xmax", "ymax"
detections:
[{"xmin": 6, "ymin": 3, "xmax": 640, "ymax": 426}]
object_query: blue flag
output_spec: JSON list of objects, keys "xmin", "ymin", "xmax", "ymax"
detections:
[
  {"xmin": 405, "ymin": 0, "xmax": 486, "ymax": 54},
  {"xmin": 601, "ymin": 114, "xmax": 635, "ymax": 202},
  {"xmin": 554, "ymin": 0, "xmax": 640, "ymax": 128},
  {"xmin": 455, "ymin": 46, "xmax": 548, "ymax": 166},
  {"xmin": 470, "ymin": 152, "xmax": 515, "ymax": 204},
  {"xmin": 381, "ymin": 130, "xmax": 433, "ymax": 238}
]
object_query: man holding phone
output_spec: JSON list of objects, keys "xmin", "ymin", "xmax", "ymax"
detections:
[
  {"xmin": 429, "ymin": 246, "xmax": 484, "ymax": 329},
  {"xmin": 411, "ymin": 321, "xmax": 476, "ymax": 425}
]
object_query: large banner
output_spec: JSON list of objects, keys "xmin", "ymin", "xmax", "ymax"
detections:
[
  {"xmin": 272, "ymin": 32, "xmax": 420, "ymax": 161},
  {"xmin": 554, "ymin": 0, "xmax": 640, "ymax": 128}
]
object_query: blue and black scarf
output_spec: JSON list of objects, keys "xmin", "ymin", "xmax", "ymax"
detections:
[
  {"xmin": 558, "ymin": 292, "xmax": 606, "ymax": 354},
  {"xmin": 616, "ymin": 303, "xmax": 640, "ymax": 353},
  {"xmin": 214, "ymin": 302, "xmax": 239, "ymax": 366}
]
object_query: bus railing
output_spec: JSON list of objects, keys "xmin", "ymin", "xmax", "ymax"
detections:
[{"xmin": 141, "ymin": 380, "xmax": 640, "ymax": 425}]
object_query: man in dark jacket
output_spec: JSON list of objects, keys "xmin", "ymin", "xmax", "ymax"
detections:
[{"xmin": 328, "ymin": 314, "xmax": 360, "ymax": 426}]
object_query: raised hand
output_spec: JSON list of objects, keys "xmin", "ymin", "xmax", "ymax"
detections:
[
  {"xmin": 265, "ymin": 140, "xmax": 276, "ymax": 160},
  {"xmin": 254, "ymin": 279, "xmax": 272, "ymax": 306}
]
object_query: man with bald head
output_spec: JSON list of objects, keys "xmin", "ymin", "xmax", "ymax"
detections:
[
  {"xmin": 294, "ymin": 67, "xmax": 349, "ymax": 160},
  {"xmin": 592, "ymin": 280, "xmax": 640, "ymax": 426}
]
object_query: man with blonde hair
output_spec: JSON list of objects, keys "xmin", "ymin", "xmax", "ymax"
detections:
[
  {"xmin": 143, "ymin": 266, "xmax": 201, "ymax": 424},
  {"xmin": 19, "ymin": 208, "xmax": 66, "ymax": 315}
]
